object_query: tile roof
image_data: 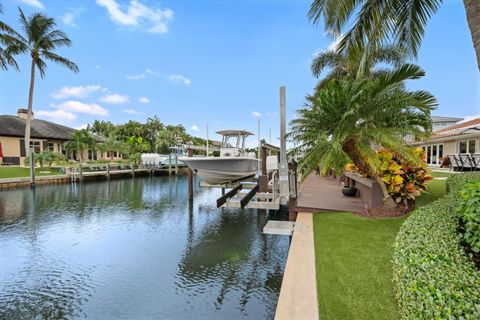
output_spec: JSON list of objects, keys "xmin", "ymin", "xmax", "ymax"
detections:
[
  {"xmin": 0, "ymin": 115, "xmax": 104, "ymax": 142},
  {"xmin": 433, "ymin": 117, "xmax": 480, "ymax": 134}
]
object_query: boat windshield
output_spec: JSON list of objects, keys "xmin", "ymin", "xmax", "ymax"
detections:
[{"xmin": 222, "ymin": 135, "xmax": 244, "ymax": 149}]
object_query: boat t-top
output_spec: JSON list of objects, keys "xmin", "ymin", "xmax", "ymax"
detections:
[{"xmin": 180, "ymin": 130, "xmax": 259, "ymax": 185}]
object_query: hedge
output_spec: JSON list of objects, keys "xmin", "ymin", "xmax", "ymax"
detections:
[{"xmin": 393, "ymin": 173, "xmax": 480, "ymax": 319}]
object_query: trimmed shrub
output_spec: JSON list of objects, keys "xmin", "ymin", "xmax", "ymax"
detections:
[
  {"xmin": 456, "ymin": 181, "xmax": 480, "ymax": 253},
  {"xmin": 393, "ymin": 173, "xmax": 480, "ymax": 319}
]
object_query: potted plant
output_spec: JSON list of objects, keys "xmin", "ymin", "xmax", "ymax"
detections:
[{"xmin": 342, "ymin": 186, "xmax": 358, "ymax": 197}]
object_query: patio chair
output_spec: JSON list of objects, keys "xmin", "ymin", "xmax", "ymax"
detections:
[
  {"xmin": 472, "ymin": 153, "xmax": 480, "ymax": 171},
  {"xmin": 459, "ymin": 154, "xmax": 474, "ymax": 171},
  {"xmin": 447, "ymin": 154, "xmax": 462, "ymax": 171}
]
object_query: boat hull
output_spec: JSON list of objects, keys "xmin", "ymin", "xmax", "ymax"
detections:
[{"xmin": 180, "ymin": 157, "xmax": 260, "ymax": 185}]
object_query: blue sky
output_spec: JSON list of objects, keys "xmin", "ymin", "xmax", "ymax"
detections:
[{"xmin": 0, "ymin": 0, "xmax": 478, "ymax": 146}]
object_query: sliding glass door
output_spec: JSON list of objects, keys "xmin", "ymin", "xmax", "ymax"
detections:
[{"xmin": 422, "ymin": 144, "xmax": 444, "ymax": 165}]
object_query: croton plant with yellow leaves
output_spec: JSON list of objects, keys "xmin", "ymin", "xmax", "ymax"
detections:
[{"xmin": 345, "ymin": 147, "xmax": 432, "ymax": 207}]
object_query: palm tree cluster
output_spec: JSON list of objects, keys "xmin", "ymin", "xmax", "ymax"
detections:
[
  {"xmin": 290, "ymin": 2, "xmax": 445, "ymax": 203},
  {"xmin": 290, "ymin": 64, "xmax": 436, "ymax": 181}
]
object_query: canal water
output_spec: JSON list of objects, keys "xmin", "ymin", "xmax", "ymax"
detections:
[{"xmin": 0, "ymin": 175, "xmax": 289, "ymax": 319}]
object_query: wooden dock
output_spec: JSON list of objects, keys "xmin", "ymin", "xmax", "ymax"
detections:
[{"xmin": 295, "ymin": 174, "xmax": 367, "ymax": 213}]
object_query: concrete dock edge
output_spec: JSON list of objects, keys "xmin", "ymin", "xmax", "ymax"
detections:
[{"xmin": 275, "ymin": 212, "xmax": 319, "ymax": 320}]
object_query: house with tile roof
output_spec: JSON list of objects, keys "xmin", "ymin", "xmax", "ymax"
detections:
[
  {"xmin": 0, "ymin": 109, "xmax": 121, "ymax": 165},
  {"xmin": 412, "ymin": 117, "xmax": 480, "ymax": 166}
]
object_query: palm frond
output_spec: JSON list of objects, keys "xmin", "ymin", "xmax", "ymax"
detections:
[{"xmin": 42, "ymin": 51, "xmax": 79, "ymax": 73}]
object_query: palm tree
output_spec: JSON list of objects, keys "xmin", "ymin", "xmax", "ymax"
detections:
[
  {"xmin": 311, "ymin": 44, "xmax": 407, "ymax": 87},
  {"xmin": 289, "ymin": 64, "xmax": 437, "ymax": 200},
  {"xmin": 308, "ymin": 0, "xmax": 480, "ymax": 71},
  {"xmin": 100, "ymin": 134, "xmax": 124, "ymax": 161},
  {"xmin": 8, "ymin": 8, "xmax": 78, "ymax": 170},
  {"xmin": 63, "ymin": 129, "xmax": 95, "ymax": 166}
]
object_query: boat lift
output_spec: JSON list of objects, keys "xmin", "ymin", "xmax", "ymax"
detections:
[
  {"xmin": 187, "ymin": 87, "xmax": 299, "ymax": 232},
  {"xmin": 198, "ymin": 140, "xmax": 284, "ymax": 211}
]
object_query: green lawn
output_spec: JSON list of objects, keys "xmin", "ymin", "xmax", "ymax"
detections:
[
  {"xmin": 313, "ymin": 173, "xmax": 449, "ymax": 320},
  {"xmin": 0, "ymin": 167, "xmax": 63, "ymax": 179}
]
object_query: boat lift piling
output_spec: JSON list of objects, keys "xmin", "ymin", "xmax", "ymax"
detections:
[{"xmin": 187, "ymin": 148, "xmax": 194, "ymax": 200}]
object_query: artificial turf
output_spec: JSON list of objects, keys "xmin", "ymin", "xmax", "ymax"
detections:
[
  {"xmin": 313, "ymin": 172, "xmax": 449, "ymax": 320},
  {"xmin": 0, "ymin": 167, "xmax": 62, "ymax": 179}
]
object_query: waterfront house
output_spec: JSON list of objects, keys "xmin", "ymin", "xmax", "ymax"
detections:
[
  {"xmin": 413, "ymin": 117, "xmax": 480, "ymax": 166},
  {"xmin": 0, "ymin": 109, "xmax": 120, "ymax": 165}
]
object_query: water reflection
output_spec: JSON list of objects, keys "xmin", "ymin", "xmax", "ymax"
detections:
[{"xmin": 0, "ymin": 175, "xmax": 288, "ymax": 319}]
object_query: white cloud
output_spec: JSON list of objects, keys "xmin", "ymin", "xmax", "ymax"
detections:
[
  {"xmin": 190, "ymin": 125, "xmax": 200, "ymax": 132},
  {"xmin": 126, "ymin": 73, "xmax": 147, "ymax": 80},
  {"xmin": 52, "ymin": 85, "xmax": 102, "ymax": 99},
  {"xmin": 168, "ymin": 74, "xmax": 191, "ymax": 86},
  {"xmin": 36, "ymin": 109, "xmax": 76, "ymax": 122},
  {"xmin": 126, "ymin": 68, "xmax": 157, "ymax": 80},
  {"xmin": 18, "ymin": 0, "xmax": 44, "ymax": 9},
  {"xmin": 55, "ymin": 100, "xmax": 109, "ymax": 116},
  {"xmin": 122, "ymin": 108, "xmax": 144, "ymax": 115},
  {"xmin": 96, "ymin": 0, "xmax": 174, "ymax": 34},
  {"xmin": 138, "ymin": 97, "xmax": 150, "ymax": 104},
  {"xmin": 61, "ymin": 8, "xmax": 84, "ymax": 27},
  {"xmin": 99, "ymin": 94, "xmax": 130, "ymax": 104},
  {"xmin": 252, "ymin": 111, "xmax": 261, "ymax": 117},
  {"xmin": 145, "ymin": 68, "xmax": 157, "ymax": 75}
]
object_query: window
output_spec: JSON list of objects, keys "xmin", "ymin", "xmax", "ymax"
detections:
[
  {"xmin": 46, "ymin": 142, "xmax": 54, "ymax": 151},
  {"xmin": 29, "ymin": 141, "xmax": 41, "ymax": 153},
  {"xmin": 459, "ymin": 140, "xmax": 476, "ymax": 154},
  {"xmin": 468, "ymin": 140, "xmax": 476, "ymax": 154}
]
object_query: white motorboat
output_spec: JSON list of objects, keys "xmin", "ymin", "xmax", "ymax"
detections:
[{"xmin": 180, "ymin": 130, "xmax": 260, "ymax": 185}]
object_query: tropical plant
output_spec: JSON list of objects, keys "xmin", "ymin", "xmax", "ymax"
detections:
[
  {"xmin": 63, "ymin": 129, "xmax": 95, "ymax": 166},
  {"xmin": 289, "ymin": 64, "xmax": 436, "ymax": 200},
  {"xmin": 6, "ymin": 8, "xmax": 78, "ymax": 167},
  {"xmin": 25, "ymin": 150, "xmax": 66, "ymax": 169},
  {"xmin": 87, "ymin": 120, "xmax": 115, "ymax": 137},
  {"xmin": 377, "ymin": 148, "xmax": 432, "ymax": 210},
  {"xmin": 311, "ymin": 44, "xmax": 407, "ymax": 85},
  {"xmin": 100, "ymin": 134, "xmax": 125, "ymax": 161},
  {"xmin": 125, "ymin": 136, "xmax": 150, "ymax": 165},
  {"xmin": 308, "ymin": 0, "xmax": 480, "ymax": 71}
]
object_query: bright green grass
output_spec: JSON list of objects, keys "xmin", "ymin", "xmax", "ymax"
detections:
[
  {"xmin": 313, "ymin": 173, "xmax": 449, "ymax": 320},
  {"xmin": 314, "ymin": 213, "xmax": 406, "ymax": 320},
  {"xmin": 416, "ymin": 171, "xmax": 450, "ymax": 207},
  {"xmin": 0, "ymin": 167, "xmax": 62, "ymax": 179}
]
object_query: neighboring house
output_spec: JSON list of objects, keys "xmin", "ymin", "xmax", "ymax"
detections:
[
  {"xmin": 413, "ymin": 117, "xmax": 480, "ymax": 166},
  {"xmin": 431, "ymin": 116, "xmax": 464, "ymax": 132},
  {"xmin": 0, "ymin": 109, "xmax": 120, "ymax": 165}
]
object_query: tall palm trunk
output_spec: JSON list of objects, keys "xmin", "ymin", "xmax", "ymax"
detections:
[
  {"xmin": 342, "ymin": 137, "xmax": 392, "ymax": 205},
  {"xmin": 463, "ymin": 0, "xmax": 480, "ymax": 71},
  {"xmin": 24, "ymin": 58, "xmax": 36, "ymax": 156}
]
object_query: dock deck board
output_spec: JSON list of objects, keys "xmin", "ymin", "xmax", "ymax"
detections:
[{"xmin": 296, "ymin": 174, "xmax": 367, "ymax": 213}]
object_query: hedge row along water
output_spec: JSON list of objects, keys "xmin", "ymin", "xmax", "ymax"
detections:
[{"xmin": 393, "ymin": 173, "xmax": 480, "ymax": 319}]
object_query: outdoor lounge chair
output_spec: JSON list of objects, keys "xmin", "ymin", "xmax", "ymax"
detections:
[
  {"xmin": 472, "ymin": 153, "xmax": 480, "ymax": 171},
  {"xmin": 447, "ymin": 154, "xmax": 463, "ymax": 171},
  {"xmin": 459, "ymin": 154, "xmax": 475, "ymax": 171}
]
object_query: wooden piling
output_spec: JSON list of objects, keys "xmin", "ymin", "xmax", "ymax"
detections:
[{"xmin": 188, "ymin": 148, "xmax": 194, "ymax": 200}]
